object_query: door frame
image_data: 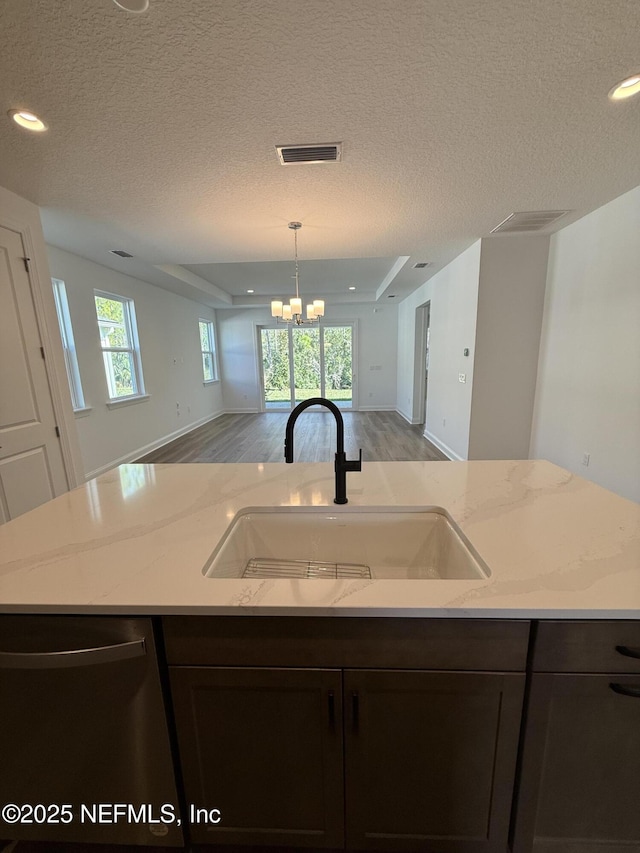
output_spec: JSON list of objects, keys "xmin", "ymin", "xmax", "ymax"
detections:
[
  {"xmin": 257, "ymin": 321, "xmax": 358, "ymax": 412},
  {"xmin": 414, "ymin": 301, "xmax": 431, "ymax": 427},
  {"xmin": 0, "ymin": 187, "xmax": 84, "ymax": 488}
]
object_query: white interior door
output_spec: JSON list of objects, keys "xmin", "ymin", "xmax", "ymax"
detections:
[{"xmin": 0, "ymin": 225, "xmax": 69, "ymax": 521}]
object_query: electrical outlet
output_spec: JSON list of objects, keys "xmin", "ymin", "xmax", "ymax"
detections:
[
  {"xmin": 582, "ymin": 453, "xmax": 590, "ymax": 467},
  {"xmin": 458, "ymin": 373, "xmax": 466, "ymax": 383}
]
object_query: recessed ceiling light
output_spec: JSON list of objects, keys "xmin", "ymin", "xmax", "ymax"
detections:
[
  {"xmin": 349, "ymin": 286, "xmax": 356, "ymax": 291},
  {"xmin": 112, "ymin": 0, "xmax": 149, "ymax": 11},
  {"xmin": 8, "ymin": 109, "xmax": 47, "ymax": 132},
  {"xmin": 609, "ymin": 74, "xmax": 640, "ymax": 101},
  {"xmin": 247, "ymin": 289, "xmax": 254, "ymax": 293}
]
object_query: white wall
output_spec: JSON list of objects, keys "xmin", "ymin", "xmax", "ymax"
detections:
[
  {"xmin": 396, "ymin": 242, "xmax": 481, "ymax": 459},
  {"xmin": 530, "ymin": 185, "xmax": 640, "ymax": 503},
  {"xmin": 468, "ymin": 235, "xmax": 550, "ymax": 459},
  {"xmin": 218, "ymin": 302, "xmax": 398, "ymax": 412},
  {"xmin": 47, "ymin": 246, "xmax": 223, "ymax": 478},
  {"xmin": 218, "ymin": 308, "xmax": 262, "ymax": 412}
]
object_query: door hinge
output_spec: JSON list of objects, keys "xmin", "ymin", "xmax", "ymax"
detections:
[
  {"xmin": 22, "ymin": 257, "xmax": 30, "ymax": 273},
  {"xmin": 40, "ymin": 346, "xmax": 45, "ymax": 359},
  {"xmin": 55, "ymin": 426, "xmax": 61, "ymax": 438}
]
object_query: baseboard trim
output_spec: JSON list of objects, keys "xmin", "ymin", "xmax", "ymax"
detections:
[
  {"xmin": 423, "ymin": 429, "xmax": 463, "ymax": 461},
  {"xmin": 395, "ymin": 408, "xmax": 422, "ymax": 425},
  {"xmin": 359, "ymin": 405, "xmax": 395, "ymax": 412},
  {"xmin": 84, "ymin": 410, "xmax": 225, "ymax": 480},
  {"xmin": 225, "ymin": 407, "xmax": 260, "ymax": 414}
]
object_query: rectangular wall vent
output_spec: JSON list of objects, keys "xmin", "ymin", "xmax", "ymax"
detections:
[
  {"xmin": 276, "ymin": 143, "xmax": 342, "ymax": 165},
  {"xmin": 413, "ymin": 262, "xmax": 430, "ymax": 269},
  {"xmin": 490, "ymin": 211, "xmax": 570, "ymax": 234},
  {"xmin": 110, "ymin": 249, "xmax": 134, "ymax": 258}
]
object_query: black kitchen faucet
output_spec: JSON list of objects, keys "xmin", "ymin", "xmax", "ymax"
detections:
[{"xmin": 284, "ymin": 397, "xmax": 362, "ymax": 504}]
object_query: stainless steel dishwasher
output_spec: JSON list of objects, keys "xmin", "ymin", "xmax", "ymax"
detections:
[{"xmin": 0, "ymin": 615, "xmax": 184, "ymax": 846}]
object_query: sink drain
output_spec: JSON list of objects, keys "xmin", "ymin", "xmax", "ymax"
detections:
[{"xmin": 243, "ymin": 557, "xmax": 371, "ymax": 580}]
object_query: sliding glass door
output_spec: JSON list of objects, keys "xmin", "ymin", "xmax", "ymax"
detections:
[
  {"xmin": 323, "ymin": 325, "xmax": 353, "ymax": 408},
  {"xmin": 261, "ymin": 327, "xmax": 292, "ymax": 409},
  {"xmin": 292, "ymin": 326, "xmax": 321, "ymax": 406},
  {"xmin": 260, "ymin": 324, "xmax": 354, "ymax": 411}
]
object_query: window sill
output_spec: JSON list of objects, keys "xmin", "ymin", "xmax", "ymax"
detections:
[
  {"xmin": 203, "ymin": 379, "xmax": 220, "ymax": 386},
  {"xmin": 73, "ymin": 406, "xmax": 92, "ymax": 418},
  {"xmin": 106, "ymin": 394, "xmax": 151, "ymax": 410}
]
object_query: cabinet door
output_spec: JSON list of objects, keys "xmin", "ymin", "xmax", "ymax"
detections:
[
  {"xmin": 169, "ymin": 667, "xmax": 343, "ymax": 847},
  {"xmin": 513, "ymin": 673, "xmax": 640, "ymax": 852},
  {"xmin": 344, "ymin": 669, "xmax": 525, "ymax": 852}
]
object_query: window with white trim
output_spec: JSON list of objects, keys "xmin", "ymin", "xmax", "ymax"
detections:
[
  {"xmin": 94, "ymin": 291, "xmax": 145, "ymax": 400},
  {"xmin": 199, "ymin": 319, "xmax": 218, "ymax": 382},
  {"xmin": 52, "ymin": 278, "xmax": 85, "ymax": 411}
]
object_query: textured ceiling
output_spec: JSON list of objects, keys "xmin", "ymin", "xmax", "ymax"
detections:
[{"xmin": 1, "ymin": 0, "xmax": 639, "ymax": 307}]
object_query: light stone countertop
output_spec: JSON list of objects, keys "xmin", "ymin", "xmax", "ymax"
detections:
[{"xmin": 0, "ymin": 460, "xmax": 638, "ymax": 618}]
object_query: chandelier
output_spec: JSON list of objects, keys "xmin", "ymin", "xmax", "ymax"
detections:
[{"xmin": 271, "ymin": 222, "xmax": 325, "ymax": 325}]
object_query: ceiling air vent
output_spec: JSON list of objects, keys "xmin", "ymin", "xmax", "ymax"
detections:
[
  {"xmin": 413, "ymin": 262, "xmax": 430, "ymax": 269},
  {"xmin": 276, "ymin": 143, "xmax": 342, "ymax": 165},
  {"xmin": 110, "ymin": 249, "xmax": 134, "ymax": 258},
  {"xmin": 490, "ymin": 211, "xmax": 570, "ymax": 234}
]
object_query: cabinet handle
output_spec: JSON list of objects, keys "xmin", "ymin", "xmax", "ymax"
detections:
[
  {"xmin": 328, "ymin": 690, "xmax": 335, "ymax": 729},
  {"xmin": 609, "ymin": 683, "xmax": 640, "ymax": 699},
  {"xmin": 0, "ymin": 638, "xmax": 146, "ymax": 669},
  {"xmin": 352, "ymin": 691, "xmax": 360, "ymax": 730},
  {"xmin": 615, "ymin": 645, "xmax": 640, "ymax": 660}
]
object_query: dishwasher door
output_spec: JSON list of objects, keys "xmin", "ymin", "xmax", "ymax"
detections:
[{"xmin": 0, "ymin": 615, "xmax": 184, "ymax": 846}]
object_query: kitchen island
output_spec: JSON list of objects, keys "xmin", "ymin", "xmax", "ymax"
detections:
[
  {"xmin": 1, "ymin": 460, "xmax": 639, "ymax": 853},
  {"xmin": 0, "ymin": 459, "xmax": 638, "ymax": 617}
]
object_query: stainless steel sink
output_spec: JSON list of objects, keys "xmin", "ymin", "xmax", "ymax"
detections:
[{"xmin": 203, "ymin": 506, "xmax": 490, "ymax": 580}]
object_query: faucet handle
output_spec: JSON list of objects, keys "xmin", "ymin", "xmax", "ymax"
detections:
[{"xmin": 344, "ymin": 449, "xmax": 362, "ymax": 472}]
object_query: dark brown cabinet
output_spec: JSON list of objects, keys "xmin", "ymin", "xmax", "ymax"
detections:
[
  {"xmin": 344, "ymin": 669, "xmax": 524, "ymax": 851},
  {"xmin": 169, "ymin": 666, "xmax": 344, "ymax": 848},
  {"xmin": 164, "ymin": 616, "xmax": 529, "ymax": 852},
  {"xmin": 513, "ymin": 620, "xmax": 640, "ymax": 852}
]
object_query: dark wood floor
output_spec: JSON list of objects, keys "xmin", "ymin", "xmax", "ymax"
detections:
[{"xmin": 136, "ymin": 411, "xmax": 448, "ymax": 464}]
